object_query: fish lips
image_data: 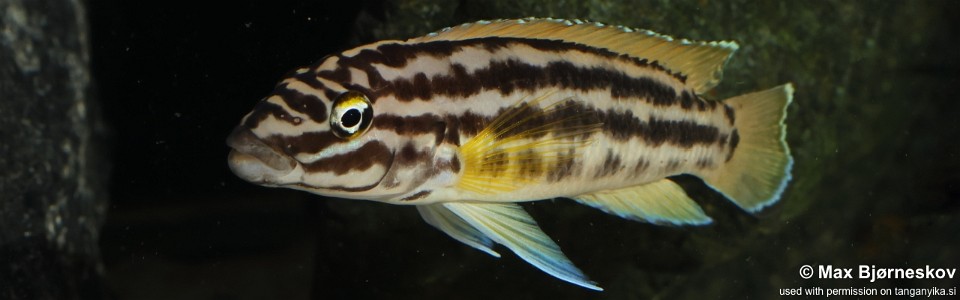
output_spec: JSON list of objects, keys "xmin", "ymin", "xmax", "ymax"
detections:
[{"xmin": 226, "ymin": 127, "xmax": 298, "ymax": 184}]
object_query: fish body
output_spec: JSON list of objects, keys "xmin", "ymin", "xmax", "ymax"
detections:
[{"xmin": 227, "ymin": 18, "xmax": 793, "ymax": 290}]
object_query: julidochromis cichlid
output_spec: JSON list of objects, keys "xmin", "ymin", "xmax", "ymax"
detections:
[{"xmin": 226, "ymin": 18, "xmax": 793, "ymax": 290}]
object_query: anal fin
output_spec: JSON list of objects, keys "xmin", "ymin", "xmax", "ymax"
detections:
[
  {"xmin": 574, "ymin": 179, "xmax": 712, "ymax": 225},
  {"xmin": 443, "ymin": 202, "xmax": 602, "ymax": 291}
]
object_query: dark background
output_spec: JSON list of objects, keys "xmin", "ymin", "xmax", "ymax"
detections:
[
  {"xmin": 91, "ymin": 1, "xmax": 364, "ymax": 201},
  {"xmin": 88, "ymin": 1, "xmax": 960, "ymax": 299},
  {"xmin": 90, "ymin": 1, "xmax": 372, "ymax": 299}
]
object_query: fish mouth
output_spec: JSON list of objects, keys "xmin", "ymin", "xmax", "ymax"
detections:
[{"xmin": 226, "ymin": 127, "xmax": 298, "ymax": 184}]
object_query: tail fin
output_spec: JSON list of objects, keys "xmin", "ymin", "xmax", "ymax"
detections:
[{"xmin": 702, "ymin": 84, "xmax": 794, "ymax": 213}]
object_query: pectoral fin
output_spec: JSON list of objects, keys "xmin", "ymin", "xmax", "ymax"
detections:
[
  {"xmin": 574, "ymin": 179, "xmax": 712, "ymax": 225},
  {"xmin": 457, "ymin": 92, "xmax": 602, "ymax": 194},
  {"xmin": 417, "ymin": 204, "xmax": 499, "ymax": 257},
  {"xmin": 443, "ymin": 202, "xmax": 602, "ymax": 291}
]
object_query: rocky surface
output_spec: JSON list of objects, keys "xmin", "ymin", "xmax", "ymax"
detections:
[{"xmin": 0, "ymin": 0, "xmax": 108, "ymax": 299}]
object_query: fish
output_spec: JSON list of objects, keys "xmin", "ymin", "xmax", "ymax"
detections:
[{"xmin": 226, "ymin": 18, "xmax": 793, "ymax": 291}]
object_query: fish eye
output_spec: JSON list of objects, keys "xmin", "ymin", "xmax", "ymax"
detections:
[{"xmin": 330, "ymin": 91, "xmax": 373, "ymax": 139}]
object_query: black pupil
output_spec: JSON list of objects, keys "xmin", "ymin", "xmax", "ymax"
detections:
[{"xmin": 341, "ymin": 108, "xmax": 362, "ymax": 128}]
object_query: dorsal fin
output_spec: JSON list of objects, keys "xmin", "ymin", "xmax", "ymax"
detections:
[{"xmin": 413, "ymin": 18, "xmax": 739, "ymax": 93}]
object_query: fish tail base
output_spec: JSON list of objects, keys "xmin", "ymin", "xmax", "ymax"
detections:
[{"xmin": 703, "ymin": 84, "xmax": 794, "ymax": 212}]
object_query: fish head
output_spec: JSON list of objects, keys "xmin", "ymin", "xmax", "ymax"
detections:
[{"xmin": 227, "ymin": 58, "xmax": 448, "ymax": 202}]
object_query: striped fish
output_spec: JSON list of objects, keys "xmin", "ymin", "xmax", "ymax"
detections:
[{"xmin": 226, "ymin": 18, "xmax": 793, "ymax": 291}]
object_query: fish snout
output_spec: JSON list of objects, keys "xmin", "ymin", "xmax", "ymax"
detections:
[{"xmin": 226, "ymin": 127, "xmax": 297, "ymax": 184}]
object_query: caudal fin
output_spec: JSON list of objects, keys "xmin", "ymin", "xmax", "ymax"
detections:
[{"xmin": 703, "ymin": 84, "xmax": 794, "ymax": 213}]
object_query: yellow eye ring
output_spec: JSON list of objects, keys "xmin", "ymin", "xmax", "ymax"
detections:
[{"xmin": 330, "ymin": 91, "xmax": 373, "ymax": 139}]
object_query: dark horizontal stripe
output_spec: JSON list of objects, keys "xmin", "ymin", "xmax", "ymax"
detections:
[
  {"xmin": 602, "ymin": 109, "xmax": 722, "ymax": 148},
  {"xmin": 378, "ymin": 59, "xmax": 678, "ymax": 106},
  {"xmin": 329, "ymin": 37, "xmax": 683, "ymax": 102},
  {"xmin": 400, "ymin": 190, "xmax": 432, "ymax": 201},
  {"xmin": 270, "ymin": 104, "xmax": 724, "ymax": 173},
  {"xmin": 373, "ymin": 113, "xmax": 447, "ymax": 137},
  {"xmin": 494, "ymin": 100, "xmax": 599, "ymax": 141},
  {"xmin": 372, "ymin": 100, "xmax": 723, "ymax": 153},
  {"xmin": 301, "ymin": 141, "xmax": 393, "ymax": 175},
  {"xmin": 263, "ymin": 112, "xmax": 486, "ymax": 158},
  {"xmin": 455, "ymin": 111, "xmax": 496, "ymax": 137},
  {"xmin": 265, "ymin": 131, "xmax": 339, "ymax": 156},
  {"xmin": 242, "ymin": 101, "xmax": 296, "ymax": 129},
  {"xmin": 469, "ymin": 99, "xmax": 725, "ymax": 148},
  {"xmin": 370, "ymin": 101, "xmax": 596, "ymax": 148},
  {"xmin": 271, "ymin": 83, "xmax": 328, "ymax": 123},
  {"xmin": 371, "ymin": 112, "xmax": 492, "ymax": 144},
  {"xmin": 351, "ymin": 37, "xmax": 672, "ymax": 73},
  {"xmin": 292, "ymin": 181, "xmax": 379, "ymax": 192}
]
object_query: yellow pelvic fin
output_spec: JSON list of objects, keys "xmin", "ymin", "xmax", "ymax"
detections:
[
  {"xmin": 456, "ymin": 92, "xmax": 602, "ymax": 194},
  {"xmin": 417, "ymin": 204, "xmax": 499, "ymax": 258},
  {"xmin": 414, "ymin": 18, "xmax": 738, "ymax": 93},
  {"xmin": 703, "ymin": 84, "xmax": 794, "ymax": 213},
  {"xmin": 443, "ymin": 202, "xmax": 602, "ymax": 291},
  {"xmin": 574, "ymin": 179, "xmax": 712, "ymax": 225}
]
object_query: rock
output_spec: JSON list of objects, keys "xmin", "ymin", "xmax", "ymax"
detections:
[{"xmin": 0, "ymin": 0, "xmax": 108, "ymax": 299}]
